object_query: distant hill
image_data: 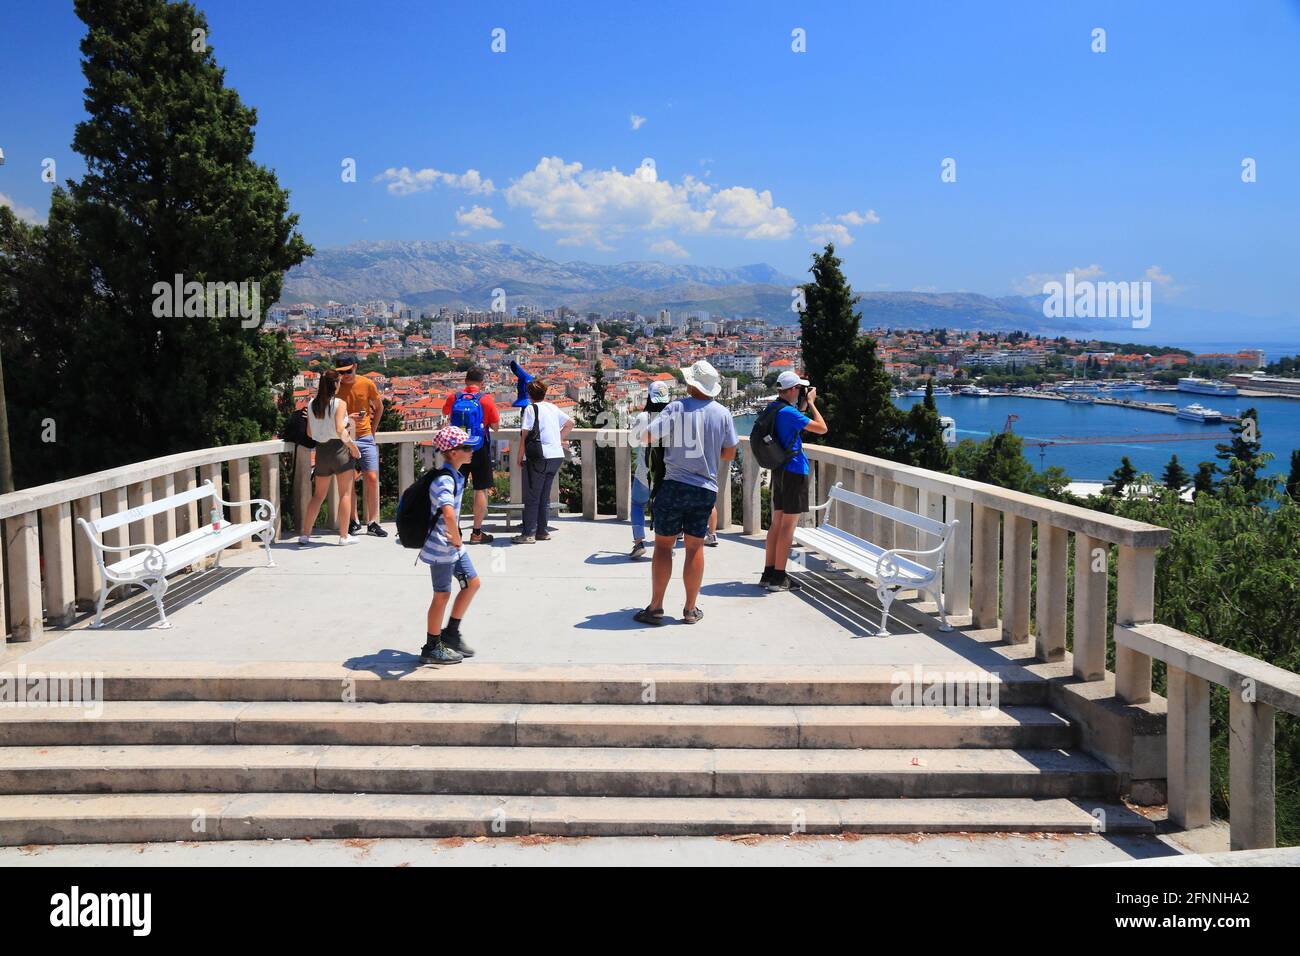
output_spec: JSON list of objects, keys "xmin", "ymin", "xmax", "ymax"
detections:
[{"xmin": 277, "ymin": 240, "xmax": 1292, "ymax": 340}]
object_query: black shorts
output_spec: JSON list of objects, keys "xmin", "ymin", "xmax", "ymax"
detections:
[
  {"xmin": 770, "ymin": 468, "xmax": 809, "ymax": 515},
  {"xmin": 458, "ymin": 443, "xmax": 494, "ymax": 491}
]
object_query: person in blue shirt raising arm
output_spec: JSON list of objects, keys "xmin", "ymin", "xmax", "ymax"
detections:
[{"xmin": 762, "ymin": 371, "xmax": 828, "ymax": 591}]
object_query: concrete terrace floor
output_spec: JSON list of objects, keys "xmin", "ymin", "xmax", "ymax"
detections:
[{"xmin": 13, "ymin": 513, "xmax": 1015, "ymax": 669}]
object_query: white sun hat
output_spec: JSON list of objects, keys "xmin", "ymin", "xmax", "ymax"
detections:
[{"xmin": 681, "ymin": 360, "xmax": 723, "ymax": 398}]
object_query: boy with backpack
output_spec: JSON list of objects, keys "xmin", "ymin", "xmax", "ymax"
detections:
[
  {"xmin": 751, "ymin": 371, "xmax": 828, "ymax": 591},
  {"xmin": 441, "ymin": 368, "xmax": 500, "ymax": 544},
  {"xmin": 398, "ymin": 425, "xmax": 484, "ymax": 665}
]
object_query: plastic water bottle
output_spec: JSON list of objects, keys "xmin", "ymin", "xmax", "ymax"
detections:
[{"xmin": 211, "ymin": 507, "xmax": 221, "ymax": 533}]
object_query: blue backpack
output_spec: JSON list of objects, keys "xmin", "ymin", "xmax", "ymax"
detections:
[{"xmin": 449, "ymin": 391, "xmax": 486, "ymax": 446}]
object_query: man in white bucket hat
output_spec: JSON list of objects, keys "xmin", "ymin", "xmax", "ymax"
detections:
[{"xmin": 630, "ymin": 360, "xmax": 738, "ymax": 625}]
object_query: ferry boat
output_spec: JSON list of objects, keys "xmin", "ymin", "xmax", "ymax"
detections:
[
  {"xmin": 1055, "ymin": 381, "xmax": 1100, "ymax": 395},
  {"xmin": 903, "ymin": 386, "xmax": 953, "ymax": 397},
  {"xmin": 1099, "ymin": 381, "xmax": 1145, "ymax": 394},
  {"xmin": 956, "ymin": 386, "xmax": 991, "ymax": 397},
  {"xmin": 1177, "ymin": 376, "xmax": 1238, "ymax": 397},
  {"xmin": 1176, "ymin": 403, "xmax": 1223, "ymax": 423}
]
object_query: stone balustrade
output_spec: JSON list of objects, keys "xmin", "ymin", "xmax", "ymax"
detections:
[{"xmin": 1, "ymin": 429, "xmax": 1295, "ymax": 847}]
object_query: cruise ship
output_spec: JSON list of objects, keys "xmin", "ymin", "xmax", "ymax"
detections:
[
  {"xmin": 1098, "ymin": 381, "xmax": 1146, "ymax": 394},
  {"xmin": 1177, "ymin": 376, "xmax": 1238, "ymax": 397},
  {"xmin": 1055, "ymin": 381, "xmax": 1100, "ymax": 395},
  {"xmin": 1176, "ymin": 403, "xmax": 1224, "ymax": 423}
]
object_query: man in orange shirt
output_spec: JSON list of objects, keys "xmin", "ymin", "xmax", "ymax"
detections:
[
  {"xmin": 442, "ymin": 367, "xmax": 500, "ymax": 544},
  {"xmin": 334, "ymin": 353, "xmax": 386, "ymax": 537}
]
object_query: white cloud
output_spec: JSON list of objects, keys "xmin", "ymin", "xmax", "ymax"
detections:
[
  {"xmin": 503, "ymin": 155, "xmax": 795, "ymax": 248},
  {"xmin": 1013, "ymin": 263, "xmax": 1106, "ymax": 295},
  {"xmin": 805, "ymin": 222, "xmax": 854, "ymax": 246},
  {"xmin": 376, "ymin": 166, "xmax": 495, "ymax": 196},
  {"xmin": 0, "ymin": 192, "xmax": 45, "ymax": 225},
  {"xmin": 630, "ymin": 114, "xmax": 647, "ymax": 130},
  {"xmin": 838, "ymin": 209, "xmax": 880, "ymax": 226},
  {"xmin": 649, "ymin": 238, "xmax": 689, "ymax": 258},
  {"xmin": 455, "ymin": 205, "xmax": 503, "ymax": 230},
  {"xmin": 1145, "ymin": 264, "xmax": 1174, "ymax": 286}
]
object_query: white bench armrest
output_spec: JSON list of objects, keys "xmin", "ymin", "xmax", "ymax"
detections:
[
  {"xmin": 96, "ymin": 540, "xmax": 168, "ymax": 575},
  {"xmin": 213, "ymin": 492, "xmax": 277, "ymax": 525}
]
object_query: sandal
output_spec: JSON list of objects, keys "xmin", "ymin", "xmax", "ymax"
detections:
[
  {"xmin": 633, "ymin": 607, "xmax": 666, "ymax": 626},
  {"xmin": 681, "ymin": 607, "xmax": 704, "ymax": 625}
]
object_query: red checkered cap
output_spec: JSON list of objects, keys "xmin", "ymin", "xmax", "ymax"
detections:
[{"xmin": 433, "ymin": 425, "xmax": 470, "ymax": 451}]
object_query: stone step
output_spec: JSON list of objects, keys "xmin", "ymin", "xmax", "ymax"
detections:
[
  {"xmin": 0, "ymin": 701, "xmax": 1075, "ymax": 749},
  {"xmin": 0, "ymin": 745, "xmax": 1118, "ymax": 799},
  {"xmin": 13, "ymin": 661, "xmax": 1048, "ymax": 705},
  {"xmin": 0, "ymin": 792, "xmax": 1153, "ymax": 845}
]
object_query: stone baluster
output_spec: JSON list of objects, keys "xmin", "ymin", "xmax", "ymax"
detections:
[
  {"xmin": 72, "ymin": 495, "xmax": 102, "ymax": 612},
  {"xmin": 970, "ymin": 504, "xmax": 1000, "ymax": 630},
  {"xmin": 230, "ymin": 458, "xmax": 252, "ymax": 548},
  {"xmin": 1114, "ymin": 545, "xmax": 1156, "ymax": 703},
  {"xmin": 944, "ymin": 496, "xmax": 972, "ymax": 618},
  {"xmin": 259, "ymin": 452, "xmax": 281, "ymax": 541},
  {"xmin": 1229, "ymin": 684, "xmax": 1276, "ymax": 850},
  {"xmin": 580, "ymin": 437, "xmax": 597, "ymax": 519},
  {"xmin": 1072, "ymin": 534, "xmax": 1108, "ymax": 681},
  {"xmin": 1034, "ymin": 524, "xmax": 1068, "ymax": 662},
  {"xmin": 5, "ymin": 512, "xmax": 42, "ymax": 642},
  {"xmin": 1001, "ymin": 514, "xmax": 1032, "ymax": 644},
  {"xmin": 1166, "ymin": 665, "xmax": 1211, "ymax": 830},
  {"xmin": 151, "ymin": 473, "xmax": 176, "ymax": 544},
  {"xmin": 40, "ymin": 503, "xmax": 76, "ymax": 628}
]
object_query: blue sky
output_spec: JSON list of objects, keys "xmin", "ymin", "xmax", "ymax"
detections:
[{"xmin": 2, "ymin": 0, "xmax": 1299, "ymax": 322}]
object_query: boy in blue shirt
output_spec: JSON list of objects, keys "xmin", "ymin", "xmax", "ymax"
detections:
[
  {"xmin": 762, "ymin": 371, "xmax": 828, "ymax": 591},
  {"xmin": 419, "ymin": 425, "xmax": 484, "ymax": 664}
]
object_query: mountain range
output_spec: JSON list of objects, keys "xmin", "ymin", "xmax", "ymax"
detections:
[{"xmin": 277, "ymin": 240, "xmax": 1298, "ymax": 342}]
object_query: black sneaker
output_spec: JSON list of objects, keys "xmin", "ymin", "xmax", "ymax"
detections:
[
  {"xmin": 766, "ymin": 572, "xmax": 803, "ymax": 592},
  {"xmin": 367, "ymin": 522, "xmax": 388, "ymax": 538},
  {"xmin": 442, "ymin": 632, "xmax": 475, "ymax": 658},
  {"xmin": 469, "ymin": 529, "xmax": 494, "ymax": 544},
  {"xmin": 759, "ymin": 568, "xmax": 776, "ymax": 587},
  {"xmin": 419, "ymin": 641, "xmax": 463, "ymax": 665},
  {"xmin": 348, "ymin": 518, "xmax": 362, "ymax": 536}
]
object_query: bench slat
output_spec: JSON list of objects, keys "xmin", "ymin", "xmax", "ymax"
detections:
[
  {"xmin": 91, "ymin": 482, "xmax": 217, "ymax": 533},
  {"xmin": 827, "ymin": 484, "xmax": 950, "ymax": 539},
  {"xmin": 794, "ymin": 526, "xmax": 933, "ymax": 584}
]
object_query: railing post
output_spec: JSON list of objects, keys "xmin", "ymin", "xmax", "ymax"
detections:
[
  {"xmin": 326, "ymin": 476, "xmax": 339, "ymax": 531},
  {"xmin": 200, "ymin": 462, "xmax": 223, "ymax": 512},
  {"xmin": 175, "ymin": 469, "xmax": 197, "ymax": 535},
  {"xmin": 920, "ymin": 490, "xmax": 943, "ymax": 573},
  {"xmin": 151, "ymin": 473, "xmax": 176, "ymax": 544},
  {"xmin": 944, "ymin": 496, "xmax": 972, "ymax": 618},
  {"xmin": 100, "ymin": 487, "xmax": 128, "ymax": 552},
  {"xmin": 716, "ymin": 451, "xmax": 732, "ymax": 530},
  {"xmin": 292, "ymin": 445, "xmax": 312, "ymax": 535},
  {"xmin": 741, "ymin": 446, "xmax": 760, "ymax": 534},
  {"xmin": 230, "ymin": 457, "xmax": 252, "ymax": 548},
  {"xmin": 971, "ymin": 504, "xmax": 1000, "ymax": 630},
  {"xmin": 798, "ymin": 461, "xmax": 818, "ymax": 528},
  {"xmin": 817, "ymin": 462, "xmax": 837, "ymax": 530},
  {"xmin": 615, "ymin": 440, "xmax": 631, "ymax": 521},
  {"xmin": 1229, "ymin": 685, "xmax": 1276, "ymax": 850},
  {"xmin": 72, "ymin": 495, "xmax": 102, "ymax": 611},
  {"xmin": 1115, "ymin": 545, "xmax": 1156, "ymax": 703},
  {"xmin": 509, "ymin": 440, "xmax": 522, "ymax": 504},
  {"xmin": 896, "ymin": 484, "xmax": 919, "ymax": 550},
  {"xmin": 40, "ymin": 503, "xmax": 76, "ymax": 627},
  {"xmin": 5, "ymin": 512, "xmax": 42, "ymax": 642},
  {"xmin": 398, "ymin": 442, "xmax": 415, "ymax": 495},
  {"xmin": 127, "ymin": 480, "xmax": 154, "ymax": 546},
  {"xmin": 259, "ymin": 452, "xmax": 281, "ymax": 541},
  {"xmin": 853, "ymin": 470, "xmax": 874, "ymax": 540},
  {"xmin": 1001, "ymin": 514, "xmax": 1031, "ymax": 644},
  {"xmin": 875, "ymin": 478, "xmax": 896, "ymax": 549},
  {"xmin": 580, "ymin": 437, "xmax": 596, "ymax": 519},
  {"xmin": 1034, "ymin": 523, "xmax": 1067, "ymax": 662},
  {"xmin": 1167, "ymin": 665, "xmax": 1211, "ymax": 830},
  {"xmin": 1073, "ymin": 533, "xmax": 1108, "ymax": 681}
]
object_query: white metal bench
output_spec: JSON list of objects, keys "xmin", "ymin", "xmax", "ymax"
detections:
[
  {"xmin": 795, "ymin": 482, "xmax": 958, "ymax": 636},
  {"xmin": 76, "ymin": 480, "xmax": 276, "ymax": 629}
]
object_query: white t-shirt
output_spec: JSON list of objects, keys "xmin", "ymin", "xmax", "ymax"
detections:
[
  {"xmin": 307, "ymin": 398, "xmax": 342, "ymax": 442},
  {"xmin": 522, "ymin": 401, "xmax": 572, "ymax": 460}
]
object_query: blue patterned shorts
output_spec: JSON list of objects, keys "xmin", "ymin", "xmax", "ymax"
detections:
[
  {"xmin": 651, "ymin": 479, "xmax": 717, "ymax": 539},
  {"xmin": 430, "ymin": 552, "xmax": 477, "ymax": 593}
]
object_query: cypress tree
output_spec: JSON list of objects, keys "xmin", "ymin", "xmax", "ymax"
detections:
[
  {"xmin": 1161, "ymin": 454, "xmax": 1190, "ymax": 493},
  {"xmin": 0, "ymin": 0, "xmax": 310, "ymax": 487}
]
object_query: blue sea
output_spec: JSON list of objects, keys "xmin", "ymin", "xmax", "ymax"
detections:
[{"xmin": 737, "ymin": 391, "xmax": 1300, "ymax": 482}]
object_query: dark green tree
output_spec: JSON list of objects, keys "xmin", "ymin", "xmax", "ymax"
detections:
[
  {"xmin": 1162, "ymin": 454, "xmax": 1190, "ymax": 493},
  {"xmin": 905, "ymin": 379, "xmax": 953, "ymax": 472},
  {"xmin": 1107, "ymin": 456, "xmax": 1138, "ymax": 497},
  {"xmin": 0, "ymin": 0, "xmax": 309, "ymax": 488},
  {"xmin": 797, "ymin": 243, "xmax": 860, "ymax": 439},
  {"xmin": 1192, "ymin": 461, "xmax": 1218, "ymax": 497},
  {"xmin": 1215, "ymin": 408, "xmax": 1270, "ymax": 502},
  {"xmin": 1287, "ymin": 449, "xmax": 1300, "ymax": 503},
  {"xmin": 575, "ymin": 362, "xmax": 616, "ymax": 514},
  {"xmin": 951, "ymin": 433, "xmax": 1034, "ymax": 492}
]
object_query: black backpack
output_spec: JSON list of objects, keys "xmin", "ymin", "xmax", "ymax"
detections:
[
  {"xmin": 395, "ymin": 466, "xmax": 456, "ymax": 549},
  {"xmin": 749, "ymin": 399, "xmax": 797, "ymax": 470},
  {"xmin": 285, "ymin": 407, "xmax": 317, "ymax": 448}
]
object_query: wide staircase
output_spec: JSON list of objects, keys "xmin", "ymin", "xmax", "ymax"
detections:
[{"xmin": 0, "ymin": 662, "xmax": 1153, "ymax": 843}]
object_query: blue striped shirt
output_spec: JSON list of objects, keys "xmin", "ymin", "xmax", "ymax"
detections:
[{"xmin": 418, "ymin": 468, "xmax": 465, "ymax": 564}]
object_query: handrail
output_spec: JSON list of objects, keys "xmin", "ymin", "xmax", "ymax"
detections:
[
  {"xmin": 0, "ymin": 440, "xmax": 290, "ymax": 520},
  {"xmin": 1115, "ymin": 621, "xmax": 1298, "ymax": 850}
]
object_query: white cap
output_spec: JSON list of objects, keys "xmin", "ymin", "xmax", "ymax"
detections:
[
  {"xmin": 647, "ymin": 380, "xmax": 672, "ymax": 404},
  {"xmin": 776, "ymin": 370, "xmax": 810, "ymax": 390}
]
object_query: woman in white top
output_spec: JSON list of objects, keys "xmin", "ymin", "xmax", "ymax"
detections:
[
  {"xmin": 513, "ymin": 378, "xmax": 573, "ymax": 543},
  {"xmin": 301, "ymin": 369, "xmax": 363, "ymax": 546}
]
